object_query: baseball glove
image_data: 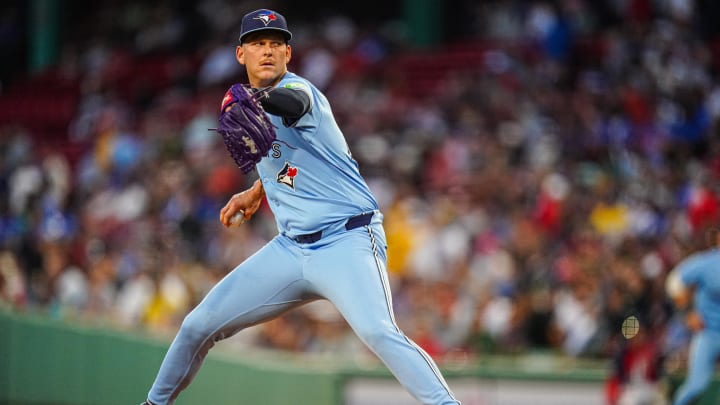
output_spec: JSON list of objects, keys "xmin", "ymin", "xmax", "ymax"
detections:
[{"xmin": 216, "ymin": 84, "xmax": 277, "ymax": 173}]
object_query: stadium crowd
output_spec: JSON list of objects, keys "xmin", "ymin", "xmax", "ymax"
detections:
[{"xmin": 1, "ymin": 2, "xmax": 719, "ymax": 393}]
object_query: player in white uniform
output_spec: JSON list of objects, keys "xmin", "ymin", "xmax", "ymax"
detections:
[{"xmin": 140, "ymin": 9, "xmax": 460, "ymax": 405}]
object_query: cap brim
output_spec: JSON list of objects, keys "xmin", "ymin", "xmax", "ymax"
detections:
[{"xmin": 239, "ymin": 27, "xmax": 292, "ymax": 43}]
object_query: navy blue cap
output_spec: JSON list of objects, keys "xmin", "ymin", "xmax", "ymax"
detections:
[{"xmin": 239, "ymin": 9, "xmax": 292, "ymax": 43}]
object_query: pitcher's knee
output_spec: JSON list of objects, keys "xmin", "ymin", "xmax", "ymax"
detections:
[
  {"xmin": 179, "ymin": 308, "xmax": 248, "ymax": 346},
  {"xmin": 356, "ymin": 322, "xmax": 401, "ymax": 349},
  {"xmin": 178, "ymin": 310, "xmax": 218, "ymax": 343}
]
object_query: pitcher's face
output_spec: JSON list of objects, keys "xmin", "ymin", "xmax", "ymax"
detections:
[{"xmin": 237, "ymin": 31, "xmax": 291, "ymax": 88}]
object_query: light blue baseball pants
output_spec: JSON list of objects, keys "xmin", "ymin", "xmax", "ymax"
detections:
[
  {"xmin": 673, "ymin": 329, "xmax": 720, "ymax": 405},
  {"xmin": 146, "ymin": 220, "xmax": 459, "ymax": 405}
]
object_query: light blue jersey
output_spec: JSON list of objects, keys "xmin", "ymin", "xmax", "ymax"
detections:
[
  {"xmin": 256, "ymin": 72, "xmax": 378, "ymax": 238},
  {"xmin": 678, "ymin": 249, "xmax": 720, "ymax": 332}
]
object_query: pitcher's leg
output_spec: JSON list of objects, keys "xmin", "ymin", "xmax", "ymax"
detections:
[
  {"xmin": 147, "ymin": 237, "xmax": 307, "ymax": 405},
  {"xmin": 673, "ymin": 331, "xmax": 719, "ymax": 405},
  {"xmin": 308, "ymin": 226, "xmax": 459, "ymax": 405}
]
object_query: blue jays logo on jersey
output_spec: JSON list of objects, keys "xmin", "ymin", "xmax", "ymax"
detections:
[
  {"xmin": 277, "ymin": 162, "xmax": 298, "ymax": 189},
  {"xmin": 254, "ymin": 12, "xmax": 278, "ymax": 26}
]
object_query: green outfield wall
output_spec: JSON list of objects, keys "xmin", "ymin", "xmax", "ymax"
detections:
[
  {"xmin": 0, "ymin": 309, "xmax": 717, "ymax": 405},
  {"xmin": 0, "ymin": 310, "xmax": 341, "ymax": 405}
]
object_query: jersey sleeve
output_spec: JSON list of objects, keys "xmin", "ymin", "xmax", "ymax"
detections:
[{"xmin": 678, "ymin": 253, "xmax": 710, "ymax": 287}]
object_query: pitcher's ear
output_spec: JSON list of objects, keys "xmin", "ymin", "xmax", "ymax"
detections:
[{"xmin": 236, "ymin": 46, "xmax": 245, "ymax": 65}]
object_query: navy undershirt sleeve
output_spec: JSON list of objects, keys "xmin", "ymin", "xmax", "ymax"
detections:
[{"xmin": 257, "ymin": 87, "xmax": 311, "ymax": 127}]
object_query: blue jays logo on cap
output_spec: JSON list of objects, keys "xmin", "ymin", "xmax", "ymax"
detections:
[
  {"xmin": 239, "ymin": 9, "xmax": 293, "ymax": 43},
  {"xmin": 254, "ymin": 12, "xmax": 278, "ymax": 26}
]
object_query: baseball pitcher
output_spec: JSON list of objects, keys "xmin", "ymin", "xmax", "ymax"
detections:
[{"xmin": 140, "ymin": 9, "xmax": 460, "ymax": 405}]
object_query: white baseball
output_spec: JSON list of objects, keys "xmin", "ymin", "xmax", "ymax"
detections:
[{"xmin": 229, "ymin": 210, "xmax": 245, "ymax": 226}]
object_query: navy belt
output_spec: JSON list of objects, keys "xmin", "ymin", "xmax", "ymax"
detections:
[{"xmin": 293, "ymin": 212, "xmax": 374, "ymax": 244}]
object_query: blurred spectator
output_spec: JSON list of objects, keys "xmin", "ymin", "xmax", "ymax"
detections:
[
  {"xmin": 198, "ymin": 38, "xmax": 243, "ymax": 88},
  {"xmin": 605, "ymin": 326, "xmax": 667, "ymax": 405},
  {"xmin": 0, "ymin": 250, "xmax": 26, "ymax": 308}
]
